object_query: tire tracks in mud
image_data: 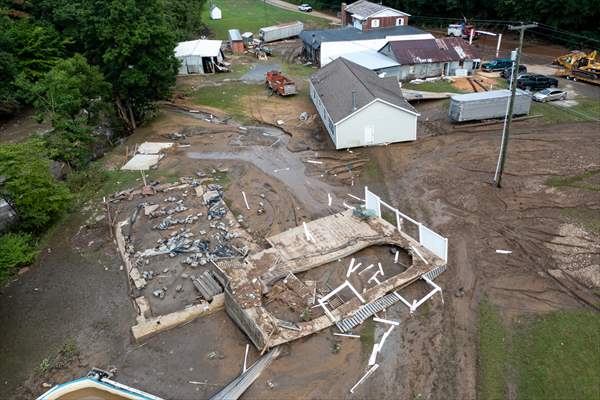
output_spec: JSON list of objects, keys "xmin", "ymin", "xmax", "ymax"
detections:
[{"xmin": 369, "ymin": 122, "xmax": 600, "ymax": 399}]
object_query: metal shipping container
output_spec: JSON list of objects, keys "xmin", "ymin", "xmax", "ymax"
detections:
[
  {"xmin": 448, "ymin": 89, "xmax": 531, "ymax": 122},
  {"xmin": 259, "ymin": 21, "xmax": 304, "ymax": 43}
]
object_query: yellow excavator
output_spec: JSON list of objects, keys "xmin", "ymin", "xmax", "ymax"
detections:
[{"xmin": 554, "ymin": 50, "xmax": 600, "ymax": 85}]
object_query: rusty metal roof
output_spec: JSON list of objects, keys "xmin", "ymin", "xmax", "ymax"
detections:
[{"xmin": 384, "ymin": 37, "xmax": 479, "ymax": 65}]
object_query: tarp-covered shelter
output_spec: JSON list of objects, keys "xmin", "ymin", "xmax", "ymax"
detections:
[{"xmin": 175, "ymin": 39, "xmax": 224, "ymax": 75}]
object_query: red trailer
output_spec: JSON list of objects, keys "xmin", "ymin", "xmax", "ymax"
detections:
[{"xmin": 265, "ymin": 71, "xmax": 297, "ymax": 96}]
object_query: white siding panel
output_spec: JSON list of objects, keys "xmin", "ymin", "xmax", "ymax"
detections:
[
  {"xmin": 309, "ymin": 81, "xmax": 337, "ymax": 144},
  {"xmin": 335, "ymin": 100, "xmax": 417, "ymax": 149},
  {"xmin": 371, "ymin": 9, "xmax": 405, "ymax": 17}
]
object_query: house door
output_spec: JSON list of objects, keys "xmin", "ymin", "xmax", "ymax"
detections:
[{"xmin": 364, "ymin": 126, "xmax": 375, "ymax": 145}]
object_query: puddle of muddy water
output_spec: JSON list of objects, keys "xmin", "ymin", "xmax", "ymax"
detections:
[{"xmin": 186, "ymin": 125, "xmax": 338, "ymax": 213}]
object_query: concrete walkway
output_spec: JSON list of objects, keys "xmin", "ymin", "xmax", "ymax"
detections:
[{"xmin": 265, "ymin": 0, "xmax": 340, "ymax": 24}]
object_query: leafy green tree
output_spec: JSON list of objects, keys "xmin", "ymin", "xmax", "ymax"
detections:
[
  {"xmin": 5, "ymin": 18, "xmax": 66, "ymax": 82},
  {"xmin": 32, "ymin": 54, "xmax": 111, "ymax": 124},
  {"xmin": 0, "ymin": 140, "xmax": 71, "ymax": 232},
  {"xmin": 42, "ymin": 0, "xmax": 179, "ymax": 131},
  {"xmin": 0, "ymin": 18, "xmax": 19, "ymax": 115},
  {"xmin": 44, "ymin": 119, "xmax": 96, "ymax": 169},
  {"xmin": 165, "ymin": 0, "xmax": 207, "ymax": 41}
]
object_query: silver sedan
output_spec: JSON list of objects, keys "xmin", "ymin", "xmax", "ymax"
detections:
[{"xmin": 532, "ymin": 88, "xmax": 567, "ymax": 102}]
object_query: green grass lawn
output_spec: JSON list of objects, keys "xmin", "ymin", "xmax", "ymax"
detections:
[
  {"xmin": 478, "ymin": 300, "xmax": 508, "ymax": 400},
  {"xmin": 478, "ymin": 300, "xmax": 600, "ymax": 400},
  {"xmin": 531, "ymin": 97, "xmax": 600, "ymax": 124},
  {"xmin": 281, "ymin": 61, "xmax": 317, "ymax": 79},
  {"xmin": 192, "ymin": 81, "xmax": 265, "ymax": 121},
  {"xmin": 403, "ymin": 80, "xmax": 464, "ymax": 93},
  {"xmin": 202, "ymin": 0, "xmax": 330, "ymax": 39},
  {"xmin": 513, "ymin": 310, "xmax": 600, "ymax": 400}
]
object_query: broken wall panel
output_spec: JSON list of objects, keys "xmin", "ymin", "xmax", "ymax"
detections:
[{"xmin": 217, "ymin": 208, "xmax": 447, "ymax": 350}]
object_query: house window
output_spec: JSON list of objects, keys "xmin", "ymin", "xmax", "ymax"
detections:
[
  {"xmin": 396, "ymin": 18, "xmax": 404, "ymax": 26},
  {"xmin": 371, "ymin": 19, "xmax": 380, "ymax": 28}
]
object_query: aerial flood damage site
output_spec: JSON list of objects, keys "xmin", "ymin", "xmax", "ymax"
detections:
[{"xmin": 0, "ymin": 1, "xmax": 599, "ymax": 399}]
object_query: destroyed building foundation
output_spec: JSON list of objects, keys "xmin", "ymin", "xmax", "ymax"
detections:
[{"xmin": 217, "ymin": 187, "xmax": 448, "ymax": 349}]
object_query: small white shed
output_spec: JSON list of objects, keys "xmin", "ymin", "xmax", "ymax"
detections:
[
  {"xmin": 309, "ymin": 58, "xmax": 419, "ymax": 149},
  {"xmin": 175, "ymin": 39, "xmax": 224, "ymax": 75},
  {"xmin": 210, "ymin": 4, "xmax": 222, "ymax": 20}
]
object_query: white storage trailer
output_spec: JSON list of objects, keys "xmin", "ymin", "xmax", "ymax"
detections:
[
  {"xmin": 259, "ymin": 21, "xmax": 304, "ymax": 43},
  {"xmin": 448, "ymin": 89, "xmax": 531, "ymax": 122}
]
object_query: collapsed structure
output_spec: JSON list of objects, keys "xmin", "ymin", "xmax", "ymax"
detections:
[
  {"xmin": 216, "ymin": 189, "xmax": 448, "ymax": 349},
  {"xmin": 116, "ymin": 180, "xmax": 448, "ymax": 350},
  {"xmin": 174, "ymin": 39, "xmax": 227, "ymax": 75}
]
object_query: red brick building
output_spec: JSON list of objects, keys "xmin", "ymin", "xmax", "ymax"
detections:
[{"xmin": 341, "ymin": 1, "xmax": 410, "ymax": 32}]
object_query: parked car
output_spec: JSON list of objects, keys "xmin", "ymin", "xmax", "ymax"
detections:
[
  {"xmin": 532, "ymin": 88, "xmax": 567, "ymax": 102},
  {"xmin": 298, "ymin": 3, "xmax": 312, "ymax": 12},
  {"xmin": 517, "ymin": 74, "xmax": 559, "ymax": 91},
  {"xmin": 481, "ymin": 58, "xmax": 513, "ymax": 72},
  {"xmin": 501, "ymin": 64, "xmax": 527, "ymax": 79}
]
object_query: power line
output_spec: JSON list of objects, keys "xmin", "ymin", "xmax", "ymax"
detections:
[
  {"xmin": 535, "ymin": 25, "xmax": 600, "ymax": 44},
  {"xmin": 411, "ymin": 15, "xmax": 600, "ymax": 45}
]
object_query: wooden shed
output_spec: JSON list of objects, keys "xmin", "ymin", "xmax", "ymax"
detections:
[{"xmin": 228, "ymin": 29, "xmax": 244, "ymax": 54}]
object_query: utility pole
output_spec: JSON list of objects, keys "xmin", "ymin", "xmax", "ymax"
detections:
[{"xmin": 493, "ymin": 22, "xmax": 537, "ymax": 188}]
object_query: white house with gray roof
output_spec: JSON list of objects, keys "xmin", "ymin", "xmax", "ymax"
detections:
[{"xmin": 309, "ymin": 58, "xmax": 419, "ymax": 149}]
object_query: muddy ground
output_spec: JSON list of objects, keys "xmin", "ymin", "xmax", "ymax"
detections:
[{"xmin": 1, "ymin": 39, "xmax": 599, "ymax": 400}]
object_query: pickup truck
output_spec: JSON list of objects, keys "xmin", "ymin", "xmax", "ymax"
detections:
[
  {"xmin": 501, "ymin": 65, "xmax": 527, "ymax": 79},
  {"xmin": 481, "ymin": 58, "xmax": 513, "ymax": 72},
  {"xmin": 516, "ymin": 75, "xmax": 558, "ymax": 91}
]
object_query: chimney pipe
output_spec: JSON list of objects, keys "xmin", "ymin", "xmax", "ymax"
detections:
[{"xmin": 352, "ymin": 90, "xmax": 357, "ymax": 112}]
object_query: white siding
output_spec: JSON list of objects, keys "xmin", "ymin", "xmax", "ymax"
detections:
[
  {"xmin": 371, "ymin": 9, "xmax": 405, "ymax": 17},
  {"xmin": 309, "ymin": 81, "xmax": 336, "ymax": 143},
  {"xmin": 335, "ymin": 100, "xmax": 417, "ymax": 149}
]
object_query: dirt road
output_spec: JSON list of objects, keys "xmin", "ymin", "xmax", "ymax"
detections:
[{"xmin": 265, "ymin": 0, "xmax": 340, "ymax": 24}]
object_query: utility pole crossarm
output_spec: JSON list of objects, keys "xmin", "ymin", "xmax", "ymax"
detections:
[
  {"xmin": 508, "ymin": 23, "xmax": 539, "ymax": 30},
  {"xmin": 493, "ymin": 22, "xmax": 538, "ymax": 188}
]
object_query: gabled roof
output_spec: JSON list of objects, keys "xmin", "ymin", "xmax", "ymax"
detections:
[
  {"xmin": 310, "ymin": 58, "xmax": 416, "ymax": 124},
  {"xmin": 175, "ymin": 39, "xmax": 222, "ymax": 58},
  {"xmin": 345, "ymin": 0, "xmax": 409, "ymax": 18},
  {"xmin": 300, "ymin": 25, "xmax": 432, "ymax": 49},
  {"xmin": 382, "ymin": 37, "xmax": 479, "ymax": 64}
]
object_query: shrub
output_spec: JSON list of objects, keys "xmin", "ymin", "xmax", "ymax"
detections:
[
  {"xmin": 0, "ymin": 139, "xmax": 72, "ymax": 232},
  {"xmin": 0, "ymin": 233, "xmax": 38, "ymax": 280}
]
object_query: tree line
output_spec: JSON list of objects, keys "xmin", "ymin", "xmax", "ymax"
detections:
[
  {"xmin": 0, "ymin": 0, "xmax": 206, "ymax": 280},
  {"xmin": 309, "ymin": 0, "xmax": 600, "ymax": 46}
]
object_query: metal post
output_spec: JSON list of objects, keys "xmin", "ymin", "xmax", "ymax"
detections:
[
  {"xmin": 495, "ymin": 33, "xmax": 502, "ymax": 58},
  {"xmin": 493, "ymin": 23, "xmax": 537, "ymax": 188}
]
